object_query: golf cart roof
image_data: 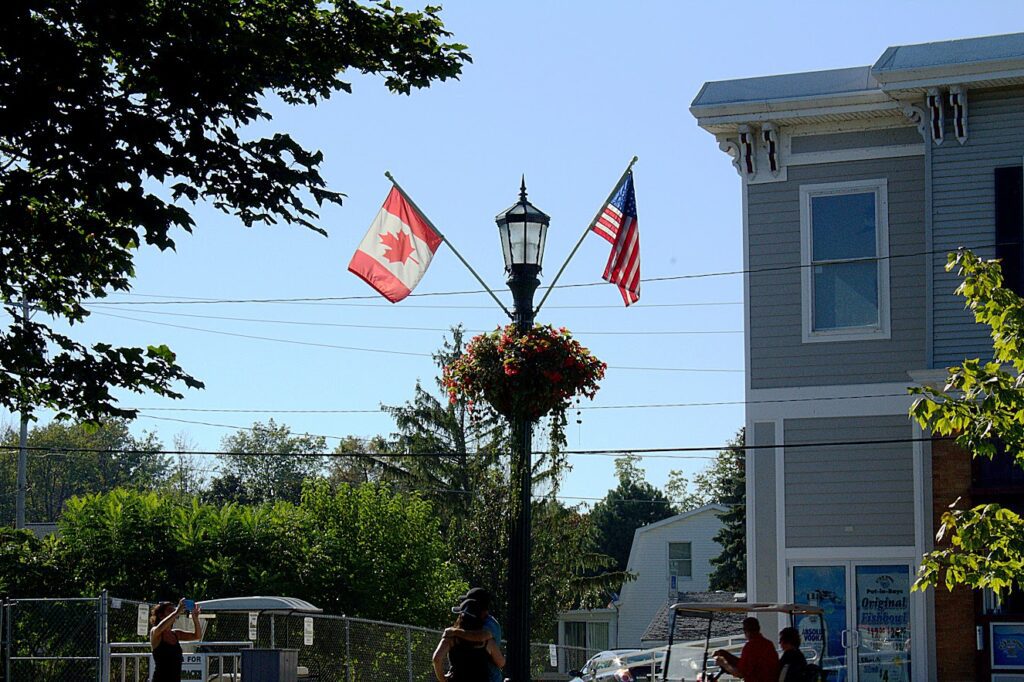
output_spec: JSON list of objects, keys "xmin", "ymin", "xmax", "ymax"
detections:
[
  {"xmin": 197, "ymin": 596, "xmax": 323, "ymax": 614},
  {"xmin": 670, "ymin": 602, "xmax": 824, "ymax": 616}
]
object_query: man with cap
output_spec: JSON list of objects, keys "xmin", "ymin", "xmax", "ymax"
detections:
[
  {"xmin": 444, "ymin": 587, "xmax": 504, "ymax": 682},
  {"xmin": 712, "ymin": 617, "xmax": 778, "ymax": 682}
]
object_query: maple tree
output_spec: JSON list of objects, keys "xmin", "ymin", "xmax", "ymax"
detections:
[
  {"xmin": 0, "ymin": 1, "xmax": 469, "ymax": 422},
  {"xmin": 910, "ymin": 249, "xmax": 1024, "ymax": 595},
  {"xmin": 379, "ymin": 230, "xmax": 419, "ymax": 265}
]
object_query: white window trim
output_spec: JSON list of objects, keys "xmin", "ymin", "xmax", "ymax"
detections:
[
  {"xmin": 668, "ymin": 541, "xmax": 693, "ymax": 580},
  {"xmin": 800, "ymin": 178, "xmax": 891, "ymax": 343}
]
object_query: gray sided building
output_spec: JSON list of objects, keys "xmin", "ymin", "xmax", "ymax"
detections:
[{"xmin": 691, "ymin": 33, "xmax": 1024, "ymax": 682}]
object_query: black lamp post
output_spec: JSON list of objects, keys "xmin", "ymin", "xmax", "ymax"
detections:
[{"xmin": 495, "ymin": 177, "xmax": 550, "ymax": 682}]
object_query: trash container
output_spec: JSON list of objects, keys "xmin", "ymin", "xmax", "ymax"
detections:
[{"xmin": 241, "ymin": 649, "xmax": 299, "ymax": 682}]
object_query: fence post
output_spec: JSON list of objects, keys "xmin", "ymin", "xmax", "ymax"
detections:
[
  {"xmin": 3, "ymin": 598, "xmax": 10, "ymax": 682},
  {"xmin": 98, "ymin": 591, "xmax": 110, "ymax": 682},
  {"xmin": 344, "ymin": 617, "xmax": 351, "ymax": 682},
  {"xmin": 406, "ymin": 626, "xmax": 413, "ymax": 682}
]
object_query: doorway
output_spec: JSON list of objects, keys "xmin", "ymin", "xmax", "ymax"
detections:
[{"xmin": 790, "ymin": 562, "xmax": 913, "ymax": 682}]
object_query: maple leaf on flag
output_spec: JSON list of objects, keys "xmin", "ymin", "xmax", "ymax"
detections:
[{"xmin": 379, "ymin": 230, "xmax": 418, "ymax": 265}]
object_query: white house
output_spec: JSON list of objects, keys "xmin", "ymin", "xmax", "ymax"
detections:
[{"xmin": 558, "ymin": 502, "xmax": 728, "ymax": 666}]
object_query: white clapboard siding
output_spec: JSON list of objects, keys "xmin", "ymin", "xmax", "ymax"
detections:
[{"xmin": 614, "ymin": 504, "xmax": 728, "ymax": 648}]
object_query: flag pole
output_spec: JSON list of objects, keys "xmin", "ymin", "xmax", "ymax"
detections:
[
  {"xmin": 534, "ymin": 155, "xmax": 638, "ymax": 314},
  {"xmin": 384, "ymin": 171, "xmax": 513, "ymax": 319}
]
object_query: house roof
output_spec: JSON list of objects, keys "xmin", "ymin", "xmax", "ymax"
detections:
[
  {"xmin": 690, "ymin": 32, "xmax": 1024, "ymax": 133},
  {"xmin": 691, "ymin": 66, "xmax": 878, "ymax": 109},
  {"xmin": 874, "ymin": 32, "xmax": 1024, "ymax": 77},
  {"xmin": 632, "ymin": 503, "xmax": 729, "ymax": 537},
  {"xmin": 640, "ymin": 592, "xmax": 744, "ymax": 643}
]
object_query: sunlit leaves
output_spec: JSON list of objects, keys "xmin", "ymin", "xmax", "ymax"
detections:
[
  {"xmin": 0, "ymin": 1, "xmax": 469, "ymax": 422},
  {"xmin": 909, "ymin": 249, "xmax": 1024, "ymax": 595}
]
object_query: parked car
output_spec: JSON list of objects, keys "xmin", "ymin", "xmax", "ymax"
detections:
[{"xmin": 569, "ymin": 648, "xmax": 665, "ymax": 682}]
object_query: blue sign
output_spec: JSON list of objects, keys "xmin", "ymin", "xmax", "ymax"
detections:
[{"xmin": 993, "ymin": 623, "xmax": 1024, "ymax": 670}]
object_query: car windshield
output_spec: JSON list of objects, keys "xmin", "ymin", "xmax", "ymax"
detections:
[{"xmin": 620, "ymin": 651, "xmax": 664, "ymax": 665}]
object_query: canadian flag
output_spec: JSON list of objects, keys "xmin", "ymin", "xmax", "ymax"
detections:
[{"xmin": 348, "ymin": 186, "xmax": 443, "ymax": 303}]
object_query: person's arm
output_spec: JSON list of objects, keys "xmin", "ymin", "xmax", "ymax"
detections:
[
  {"xmin": 175, "ymin": 604, "xmax": 203, "ymax": 642},
  {"xmin": 717, "ymin": 656, "xmax": 742, "ymax": 678},
  {"xmin": 485, "ymin": 638, "xmax": 505, "ymax": 669},
  {"xmin": 432, "ymin": 637, "xmax": 452, "ymax": 682},
  {"xmin": 713, "ymin": 650, "xmax": 739, "ymax": 667},
  {"xmin": 150, "ymin": 600, "xmax": 185, "ymax": 649},
  {"xmin": 443, "ymin": 627, "xmax": 493, "ymax": 643}
]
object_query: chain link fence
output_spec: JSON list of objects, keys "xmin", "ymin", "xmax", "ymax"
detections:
[
  {"xmin": 2, "ymin": 594, "xmax": 600, "ymax": 681},
  {"xmin": 2, "ymin": 596, "xmax": 104, "ymax": 682}
]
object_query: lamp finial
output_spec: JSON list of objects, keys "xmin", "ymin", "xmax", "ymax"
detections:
[{"xmin": 519, "ymin": 175, "xmax": 527, "ymax": 202}]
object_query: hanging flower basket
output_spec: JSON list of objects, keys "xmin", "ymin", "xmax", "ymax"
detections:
[{"xmin": 443, "ymin": 323, "xmax": 607, "ymax": 421}]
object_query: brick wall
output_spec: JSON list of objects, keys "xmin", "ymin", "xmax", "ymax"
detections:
[{"xmin": 930, "ymin": 438, "xmax": 978, "ymax": 682}]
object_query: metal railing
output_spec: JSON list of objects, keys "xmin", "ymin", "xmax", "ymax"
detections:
[
  {"xmin": 108, "ymin": 641, "xmax": 253, "ymax": 682},
  {"xmin": 3, "ymin": 594, "xmax": 602, "ymax": 681}
]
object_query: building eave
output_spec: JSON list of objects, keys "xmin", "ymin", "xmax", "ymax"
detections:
[{"xmin": 692, "ymin": 95, "xmax": 903, "ymax": 136}]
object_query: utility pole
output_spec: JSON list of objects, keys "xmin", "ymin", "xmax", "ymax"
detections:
[{"xmin": 15, "ymin": 297, "xmax": 29, "ymax": 530}]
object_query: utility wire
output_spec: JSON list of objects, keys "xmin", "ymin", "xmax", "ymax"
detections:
[
  {"xmin": 85, "ymin": 299, "xmax": 743, "ymax": 310},
  {"xmin": 0, "ymin": 435, "xmax": 943, "ymax": 459},
  {"xmin": 80, "ymin": 306, "xmax": 742, "ymax": 336},
  {"xmin": 2, "ymin": 455, "xmax": 700, "ymax": 508},
  {"xmin": 78, "ymin": 242, "xmax": 992, "ymax": 307},
  {"xmin": 89, "ymin": 311, "xmax": 744, "ymax": 373},
  {"xmin": 120, "ymin": 392, "xmax": 914, "ymax": 415}
]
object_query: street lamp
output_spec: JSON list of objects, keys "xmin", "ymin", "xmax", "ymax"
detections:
[{"xmin": 495, "ymin": 176, "xmax": 550, "ymax": 682}]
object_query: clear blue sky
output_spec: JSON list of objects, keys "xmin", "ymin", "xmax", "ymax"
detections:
[{"xmin": 5, "ymin": 1, "xmax": 1021, "ymax": 504}]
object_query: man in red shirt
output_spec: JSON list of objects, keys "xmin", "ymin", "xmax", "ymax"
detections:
[{"xmin": 713, "ymin": 617, "xmax": 779, "ymax": 682}]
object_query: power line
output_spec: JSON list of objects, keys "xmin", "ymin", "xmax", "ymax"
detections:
[
  {"xmin": 0, "ymin": 434, "xmax": 943, "ymax": 459},
  {"xmin": 2, "ymin": 453, "xmax": 694, "ymax": 508},
  {"xmin": 78, "ymin": 242, "xmax": 994, "ymax": 308},
  {"xmin": 91, "ymin": 311, "xmax": 432, "ymax": 358},
  {"xmin": 89, "ymin": 311, "xmax": 744, "ymax": 373},
  {"xmin": 85, "ymin": 298, "xmax": 743, "ymax": 310},
  {"xmin": 121, "ymin": 392, "xmax": 912, "ymax": 415},
  {"xmin": 80, "ymin": 306, "xmax": 743, "ymax": 336}
]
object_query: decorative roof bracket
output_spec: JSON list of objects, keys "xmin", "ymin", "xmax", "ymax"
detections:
[
  {"xmin": 761, "ymin": 123, "xmax": 781, "ymax": 177},
  {"xmin": 948, "ymin": 86, "xmax": 968, "ymax": 145},
  {"xmin": 737, "ymin": 125, "xmax": 757, "ymax": 177},
  {"xmin": 901, "ymin": 104, "xmax": 929, "ymax": 142},
  {"xmin": 926, "ymin": 88, "xmax": 944, "ymax": 144}
]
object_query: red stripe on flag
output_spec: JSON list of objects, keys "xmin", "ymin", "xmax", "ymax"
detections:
[
  {"xmin": 382, "ymin": 187, "xmax": 443, "ymax": 252},
  {"xmin": 347, "ymin": 249, "xmax": 413, "ymax": 303},
  {"xmin": 602, "ymin": 215, "xmax": 640, "ymax": 306}
]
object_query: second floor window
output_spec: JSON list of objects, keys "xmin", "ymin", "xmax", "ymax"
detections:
[
  {"xmin": 668, "ymin": 542, "xmax": 692, "ymax": 579},
  {"xmin": 995, "ymin": 166, "xmax": 1024, "ymax": 295},
  {"xmin": 800, "ymin": 179, "xmax": 890, "ymax": 342}
]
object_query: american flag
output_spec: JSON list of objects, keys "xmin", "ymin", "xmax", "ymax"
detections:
[{"xmin": 591, "ymin": 171, "xmax": 640, "ymax": 305}]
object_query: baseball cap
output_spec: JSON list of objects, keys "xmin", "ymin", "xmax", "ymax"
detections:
[
  {"xmin": 451, "ymin": 599, "xmax": 484, "ymax": 618},
  {"xmin": 454, "ymin": 587, "xmax": 491, "ymax": 610}
]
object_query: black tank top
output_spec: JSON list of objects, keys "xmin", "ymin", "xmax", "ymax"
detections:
[
  {"xmin": 152, "ymin": 633, "xmax": 183, "ymax": 682},
  {"xmin": 448, "ymin": 639, "xmax": 490, "ymax": 682}
]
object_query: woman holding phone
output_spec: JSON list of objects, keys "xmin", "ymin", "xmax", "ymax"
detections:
[{"xmin": 149, "ymin": 598, "xmax": 203, "ymax": 682}]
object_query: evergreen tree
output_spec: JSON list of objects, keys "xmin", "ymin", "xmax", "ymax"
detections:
[
  {"xmin": 590, "ymin": 454, "xmax": 675, "ymax": 572},
  {"xmin": 708, "ymin": 430, "xmax": 746, "ymax": 592}
]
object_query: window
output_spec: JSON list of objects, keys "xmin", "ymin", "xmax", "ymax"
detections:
[
  {"xmin": 800, "ymin": 179, "xmax": 890, "ymax": 342},
  {"xmin": 588, "ymin": 622, "xmax": 609, "ymax": 652},
  {"xmin": 564, "ymin": 621, "xmax": 587, "ymax": 672},
  {"xmin": 995, "ymin": 166, "xmax": 1024, "ymax": 295},
  {"xmin": 669, "ymin": 542, "xmax": 692, "ymax": 579}
]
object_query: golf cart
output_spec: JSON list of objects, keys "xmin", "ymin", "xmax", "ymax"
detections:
[{"xmin": 660, "ymin": 602, "xmax": 827, "ymax": 682}]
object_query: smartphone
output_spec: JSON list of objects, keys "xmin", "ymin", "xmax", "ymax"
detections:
[{"xmin": 184, "ymin": 599, "xmax": 195, "ymax": 613}]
